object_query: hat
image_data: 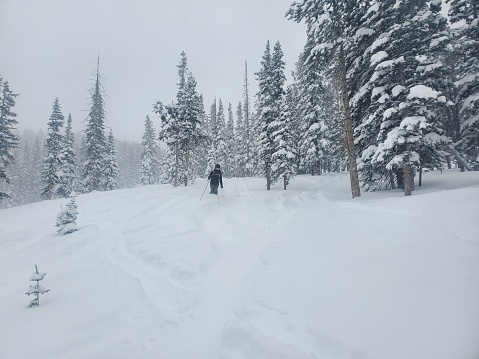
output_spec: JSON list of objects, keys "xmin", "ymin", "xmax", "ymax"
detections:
[{"xmin": 215, "ymin": 164, "xmax": 220, "ymax": 169}]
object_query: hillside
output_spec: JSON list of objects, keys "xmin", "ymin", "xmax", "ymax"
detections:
[{"xmin": 1, "ymin": 170, "xmax": 478, "ymax": 359}]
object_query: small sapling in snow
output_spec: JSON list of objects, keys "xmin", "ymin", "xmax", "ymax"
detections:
[
  {"xmin": 56, "ymin": 193, "xmax": 78, "ymax": 235},
  {"xmin": 25, "ymin": 265, "xmax": 50, "ymax": 307}
]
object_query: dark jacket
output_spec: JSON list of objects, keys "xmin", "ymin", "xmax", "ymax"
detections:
[{"xmin": 208, "ymin": 169, "xmax": 223, "ymax": 186}]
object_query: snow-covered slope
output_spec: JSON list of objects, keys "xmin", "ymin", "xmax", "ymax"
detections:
[{"xmin": 1, "ymin": 171, "xmax": 478, "ymax": 359}]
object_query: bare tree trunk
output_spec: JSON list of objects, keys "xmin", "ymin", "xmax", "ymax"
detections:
[
  {"xmin": 404, "ymin": 165, "xmax": 414, "ymax": 196},
  {"xmin": 419, "ymin": 165, "xmax": 423, "ymax": 187},
  {"xmin": 283, "ymin": 175, "xmax": 287, "ymax": 190},
  {"xmin": 174, "ymin": 140, "xmax": 179, "ymax": 187},
  {"xmin": 338, "ymin": 42, "xmax": 361, "ymax": 199}
]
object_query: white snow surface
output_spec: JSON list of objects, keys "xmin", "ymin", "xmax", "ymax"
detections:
[{"xmin": 1, "ymin": 172, "xmax": 479, "ymax": 359}]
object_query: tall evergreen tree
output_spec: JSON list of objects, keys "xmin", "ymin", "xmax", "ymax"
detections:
[
  {"xmin": 206, "ymin": 99, "xmax": 218, "ymax": 173},
  {"xmin": 243, "ymin": 61, "xmax": 253, "ymax": 176},
  {"xmin": 139, "ymin": 115, "xmax": 159, "ymax": 185},
  {"xmin": 41, "ymin": 98, "xmax": 65, "ymax": 200},
  {"xmin": 357, "ymin": 0, "xmax": 450, "ymax": 195},
  {"xmin": 255, "ymin": 41, "xmax": 286, "ymax": 190},
  {"xmin": 82, "ymin": 56, "xmax": 108, "ymax": 192},
  {"xmin": 448, "ymin": 0, "xmax": 479, "ymax": 169},
  {"xmin": 234, "ymin": 101, "xmax": 248, "ymax": 177},
  {"xmin": 288, "ymin": 0, "xmax": 362, "ymax": 198},
  {"xmin": 103, "ymin": 130, "xmax": 119, "ymax": 191},
  {"xmin": 215, "ymin": 99, "xmax": 228, "ymax": 173},
  {"xmin": 271, "ymin": 96, "xmax": 296, "ymax": 189},
  {"xmin": 225, "ymin": 103, "xmax": 236, "ymax": 177},
  {"xmin": 0, "ymin": 77, "xmax": 19, "ymax": 201},
  {"xmin": 294, "ymin": 48, "xmax": 329, "ymax": 175},
  {"xmin": 154, "ymin": 52, "xmax": 207, "ymax": 186},
  {"xmin": 58, "ymin": 113, "xmax": 76, "ymax": 197}
]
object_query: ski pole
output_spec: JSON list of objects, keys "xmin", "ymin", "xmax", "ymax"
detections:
[{"xmin": 200, "ymin": 179, "xmax": 209, "ymax": 200}]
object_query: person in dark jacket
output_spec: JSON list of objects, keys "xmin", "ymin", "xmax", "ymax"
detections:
[{"xmin": 208, "ymin": 164, "xmax": 223, "ymax": 195}]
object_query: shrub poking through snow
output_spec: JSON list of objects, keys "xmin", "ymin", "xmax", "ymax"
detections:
[
  {"xmin": 25, "ymin": 265, "xmax": 50, "ymax": 307},
  {"xmin": 56, "ymin": 193, "xmax": 78, "ymax": 235}
]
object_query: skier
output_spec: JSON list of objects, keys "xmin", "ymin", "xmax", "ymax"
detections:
[{"xmin": 208, "ymin": 164, "xmax": 223, "ymax": 195}]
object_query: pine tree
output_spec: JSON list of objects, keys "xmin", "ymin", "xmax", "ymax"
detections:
[
  {"xmin": 294, "ymin": 48, "xmax": 329, "ymax": 176},
  {"xmin": 41, "ymin": 98, "xmax": 65, "ymax": 200},
  {"xmin": 82, "ymin": 56, "xmax": 108, "ymax": 192},
  {"xmin": 103, "ymin": 130, "xmax": 119, "ymax": 191},
  {"xmin": 283, "ymin": 82, "xmax": 303, "ymax": 173},
  {"xmin": 205, "ymin": 99, "xmax": 218, "ymax": 174},
  {"xmin": 58, "ymin": 113, "xmax": 76, "ymax": 197},
  {"xmin": 243, "ymin": 61, "xmax": 253, "ymax": 176},
  {"xmin": 154, "ymin": 52, "xmax": 207, "ymax": 186},
  {"xmin": 0, "ymin": 76, "xmax": 19, "ymax": 201},
  {"xmin": 357, "ymin": 0, "xmax": 450, "ymax": 194},
  {"xmin": 214, "ymin": 99, "xmax": 228, "ymax": 173},
  {"xmin": 271, "ymin": 97, "xmax": 296, "ymax": 189},
  {"xmin": 140, "ymin": 115, "xmax": 159, "ymax": 185},
  {"xmin": 323, "ymin": 79, "xmax": 347, "ymax": 172},
  {"xmin": 234, "ymin": 101, "xmax": 248, "ymax": 177},
  {"xmin": 255, "ymin": 41, "xmax": 286, "ymax": 189},
  {"xmin": 288, "ymin": 0, "xmax": 362, "ymax": 198},
  {"xmin": 448, "ymin": 0, "xmax": 479, "ymax": 169},
  {"xmin": 56, "ymin": 194, "xmax": 78, "ymax": 235},
  {"xmin": 225, "ymin": 103, "xmax": 236, "ymax": 177}
]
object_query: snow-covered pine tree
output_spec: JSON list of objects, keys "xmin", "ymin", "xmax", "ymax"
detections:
[
  {"xmin": 271, "ymin": 96, "xmax": 296, "ymax": 190},
  {"xmin": 215, "ymin": 99, "xmax": 228, "ymax": 174},
  {"xmin": 82, "ymin": 56, "xmax": 108, "ymax": 192},
  {"xmin": 288, "ymin": 0, "xmax": 361, "ymax": 198},
  {"xmin": 58, "ymin": 113, "xmax": 76, "ymax": 198},
  {"xmin": 25, "ymin": 265, "xmax": 50, "ymax": 307},
  {"xmin": 103, "ymin": 130, "xmax": 119, "ymax": 191},
  {"xmin": 154, "ymin": 52, "xmax": 207, "ymax": 186},
  {"xmin": 140, "ymin": 115, "xmax": 159, "ymax": 185},
  {"xmin": 193, "ymin": 94, "xmax": 209, "ymax": 180},
  {"xmin": 225, "ymin": 103, "xmax": 236, "ymax": 177},
  {"xmin": 294, "ymin": 47, "xmax": 329, "ymax": 176},
  {"xmin": 283, "ymin": 82, "xmax": 303, "ymax": 173},
  {"xmin": 322, "ymin": 78, "xmax": 347, "ymax": 172},
  {"xmin": 205, "ymin": 99, "xmax": 218, "ymax": 174},
  {"xmin": 56, "ymin": 193, "xmax": 78, "ymax": 235},
  {"xmin": 180, "ymin": 72, "xmax": 208, "ymax": 184},
  {"xmin": 255, "ymin": 41, "xmax": 286, "ymax": 189},
  {"xmin": 155, "ymin": 103, "xmax": 181, "ymax": 186},
  {"xmin": 243, "ymin": 61, "xmax": 254, "ymax": 176},
  {"xmin": 41, "ymin": 98, "xmax": 65, "ymax": 200},
  {"xmin": 447, "ymin": 0, "xmax": 479, "ymax": 170},
  {"xmin": 358, "ymin": 0, "xmax": 450, "ymax": 195},
  {"xmin": 0, "ymin": 76, "xmax": 19, "ymax": 202},
  {"xmin": 234, "ymin": 101, "xmax": 247, "ymax": 177}
]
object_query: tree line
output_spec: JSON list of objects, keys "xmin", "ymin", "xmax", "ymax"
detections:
[{"xmin": 1, "ymin": 0, "xmax": 478, "ymax": 206}]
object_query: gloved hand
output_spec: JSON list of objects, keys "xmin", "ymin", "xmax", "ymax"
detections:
[{"xmin": 221, "ymin": 185, "xmax": 223, "ymax": 188}]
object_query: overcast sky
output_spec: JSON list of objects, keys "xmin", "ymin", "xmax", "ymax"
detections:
[{"xmin": 0, "ymin": 0, "xmax": 306, "ymax": 141}]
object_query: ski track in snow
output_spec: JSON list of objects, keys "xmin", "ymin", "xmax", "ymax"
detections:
[{"xmin": 1, "ymin": 171, "xmax": 479, "ymax": 359}]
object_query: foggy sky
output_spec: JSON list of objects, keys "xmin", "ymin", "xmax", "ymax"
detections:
[{"xmin": 0, "ymin": 0, "xmax": 306, "ymax": 141}]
